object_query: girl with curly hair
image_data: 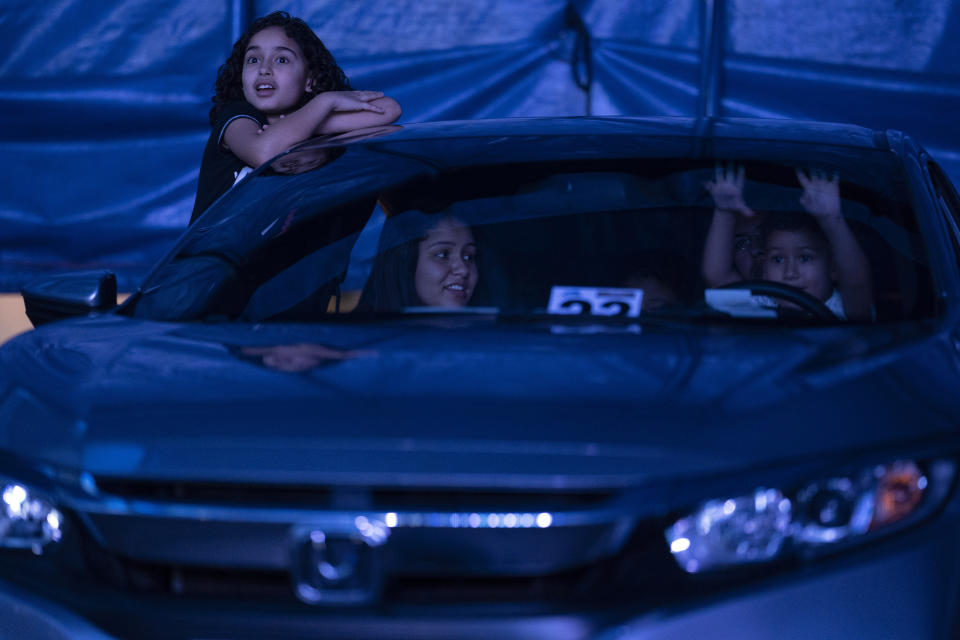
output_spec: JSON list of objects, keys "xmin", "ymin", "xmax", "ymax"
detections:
[{"xmin": 191, "ymin": 11, "xmax": 401, "ymax": 223}]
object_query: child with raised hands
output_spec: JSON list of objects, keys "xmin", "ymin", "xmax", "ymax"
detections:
[
  {"xmin": 701, "ymin": 164, "xmax": 873, "ymax": 320},
  {"xmin": 701, "ymin": 164, "xmax": 765, "ymax": 287},
  {"xmin": 191, "ymin": 11, "xmax": 401, "ymax": 223}
]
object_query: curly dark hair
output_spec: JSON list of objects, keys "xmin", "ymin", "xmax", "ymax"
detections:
[{"xmin": 209, "ymin": 11, "xmax": 352, "ymax": 125}]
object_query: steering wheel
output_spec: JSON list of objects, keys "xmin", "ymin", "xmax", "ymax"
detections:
[{"xmin": 718, "ymin": 280, "xmax": 837, "ymax": 321}]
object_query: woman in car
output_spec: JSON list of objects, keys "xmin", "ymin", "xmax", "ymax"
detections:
[{"xmin": 357, "ymin": 215, "xmax": 479, "ymax": 311}]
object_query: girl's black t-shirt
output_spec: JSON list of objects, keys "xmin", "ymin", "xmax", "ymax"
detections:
[{"xmin": 190, "ymin": 101, "xmax": 267, "ymax": 224}]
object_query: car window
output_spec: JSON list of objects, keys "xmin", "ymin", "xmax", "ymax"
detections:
[
  {"xmin": 340, "ymin": 162, "xmax": 926, "ymax": 323},
  {"xmin": 131, "ymin": 143, "xmax": 932, "ymax": 325}
]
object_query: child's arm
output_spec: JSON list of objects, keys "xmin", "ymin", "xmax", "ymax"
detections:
[
  {"xmin": 702, "ymin": 164, "xmax": 755, "ymax": 287},
  {"xmin": 796, "ymin": 169, "xmax": 874, "ymax": 320},
  {"xmin": 222, "ymin": 91, "xmax": 396, "ymax": 168},
  {"xmin": 316, "ymin": 96, "xmax": 401, "ymax": 134}
]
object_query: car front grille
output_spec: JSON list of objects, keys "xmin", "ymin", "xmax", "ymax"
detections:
[
  {"xmin": 77, "ymin": 515, "xmax": 684, "ymax": 607},
  {"xmin": 14, "ymin": 478, "xmax": 702, "ymax": 639}
]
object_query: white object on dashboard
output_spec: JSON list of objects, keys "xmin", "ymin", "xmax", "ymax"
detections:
[
  {"xmin": 705, "ymin": 289, "xmax": 777, "ymax": 318},
  {"xmin": 547, "ymin": 286, "xmax": 643, "ymax": 318}
]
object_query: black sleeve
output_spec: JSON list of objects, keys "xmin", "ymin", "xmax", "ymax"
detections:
[
  {"xmin": 212, "ymin": 101, "xmax": 268, "ymax": 148},
  {"xmin": 191, "ymin": 101, "xmax": 269, "ymax": 224}
]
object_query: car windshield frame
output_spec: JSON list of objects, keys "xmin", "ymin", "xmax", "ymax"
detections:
[{"xmin": 126, "ymin": 131, "xmax": 933, "ymax": 326}]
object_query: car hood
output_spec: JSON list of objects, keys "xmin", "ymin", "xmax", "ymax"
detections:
[{"xmin": 1, "ymin": 315, "xmax": 957, "ymax": 489}]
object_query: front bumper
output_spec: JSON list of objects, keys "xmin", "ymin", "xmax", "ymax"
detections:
[{"xmin": 3, "ymin": 511, "xmax": 958, "ymax": 640}]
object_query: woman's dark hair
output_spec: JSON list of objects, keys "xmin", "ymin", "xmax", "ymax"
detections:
[
  {"xmin": 357, "ymin": 215, "xmax": 478, "ymax": 312},
  {"xmin": 210, "ymin": 11, "xmax": 352, "ymax": 125}
]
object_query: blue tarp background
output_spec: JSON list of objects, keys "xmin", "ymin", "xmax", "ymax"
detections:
[{"xmin": 2, "ymin": 0, "xmax": 960, "ymax": 290}]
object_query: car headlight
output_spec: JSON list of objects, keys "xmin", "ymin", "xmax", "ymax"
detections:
[
  {"xmin": 665, "ymin": 459, "xmax": 953, "ymax": 574},
  {"xmin": 0, "ymin": 481, "xmax": 64, "ymax": 554}
]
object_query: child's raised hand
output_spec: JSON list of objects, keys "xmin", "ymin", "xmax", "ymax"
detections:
[
  {"xmin": 319, "ymin": 90, "xmax": 386, "ymax": 113},
  {"xmin": 704, "ymin": 163, "xmax": 755, "ymax": 217},
  {"xmin": 796, "ymin": 168, "xmax": 842, "ymax": 220}
]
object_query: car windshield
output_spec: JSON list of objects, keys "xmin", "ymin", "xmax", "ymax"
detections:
[{"xmin": 130, "ymin": 135, "xmax": 932, "ymax": 325}]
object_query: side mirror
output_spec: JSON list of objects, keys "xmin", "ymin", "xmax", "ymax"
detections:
[{"xmin": 21, "ymin": 271, "xmax": 117, "ymax": 327}]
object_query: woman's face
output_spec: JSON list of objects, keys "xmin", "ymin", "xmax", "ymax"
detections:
[{"xmin": 414, "ymin": 219, "xmax": 478, "ymax": 307}]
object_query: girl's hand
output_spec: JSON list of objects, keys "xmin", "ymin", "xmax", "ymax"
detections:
[
  {"xmin": 705, "ymin": 163, "xmax": 755, "ymax": 217},
  {"xmin": 796, "ymin": 168, "xmax": 842, "ymax": 221},
  {"xmin": 318, "ymin": 90, "xmax": 386, "ymax": 113}
]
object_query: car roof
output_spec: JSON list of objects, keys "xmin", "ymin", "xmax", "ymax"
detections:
[{"xmin": 294, "ymin": 116, "xmax": 893, "ymax": 153}]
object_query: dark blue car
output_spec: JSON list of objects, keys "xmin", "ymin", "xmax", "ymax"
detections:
[{"xmin": 3, "ymin": 117, "xmax": 960, "ymax": 639}]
